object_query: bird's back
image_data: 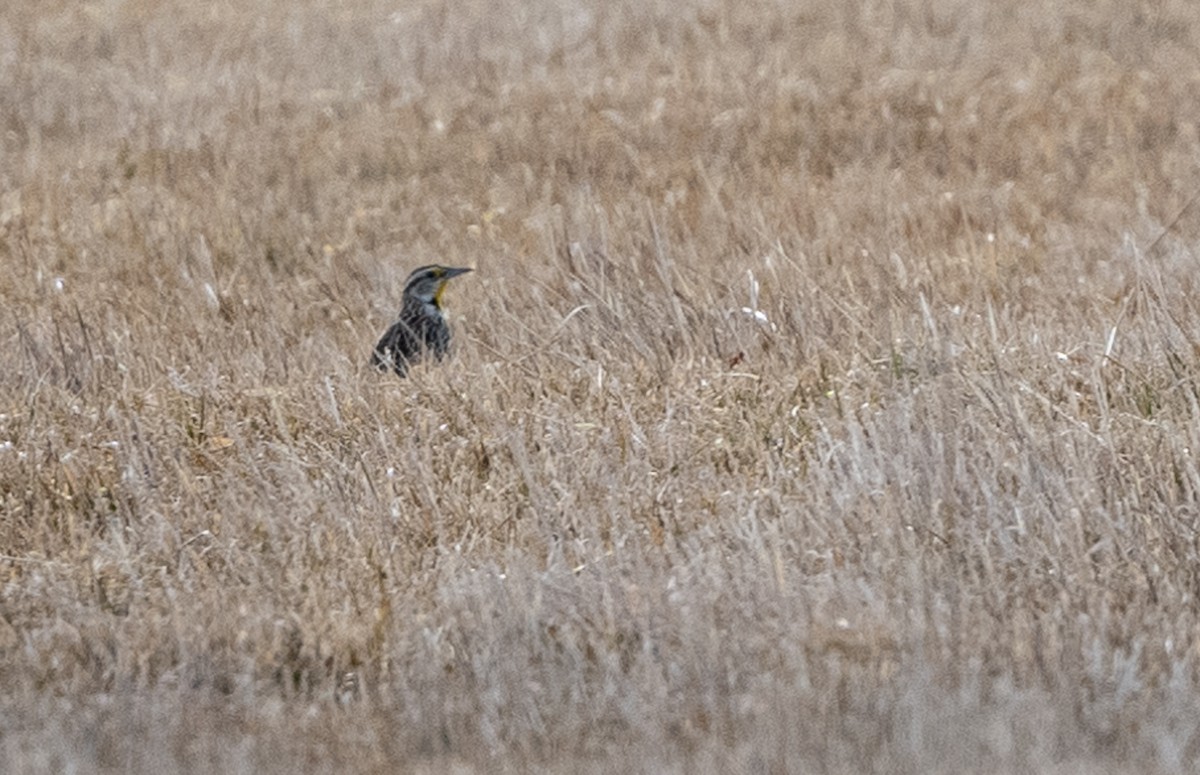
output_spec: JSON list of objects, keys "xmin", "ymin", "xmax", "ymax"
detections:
[{"xmin": 371, "ymin": 298, "xmax": 450, "ymax": 375}]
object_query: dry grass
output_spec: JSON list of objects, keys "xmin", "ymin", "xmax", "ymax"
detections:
[{"xmin": 4, "ymin": 0, "xmax": 1200, "ymax": 771}]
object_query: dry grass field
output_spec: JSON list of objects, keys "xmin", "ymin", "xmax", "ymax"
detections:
[{"xmin": 5, "ymin": 0, "xmax": 1200, "ymax": 771}]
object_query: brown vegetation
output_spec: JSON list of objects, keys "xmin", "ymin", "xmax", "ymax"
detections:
[{"xmin": 4, "ymin": 0, "xmax": 1200, "ymax": 771}]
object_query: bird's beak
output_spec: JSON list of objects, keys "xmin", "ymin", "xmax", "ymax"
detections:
[
  {"xmin": 432, "ymin": 269, "xmax": 468, "ymax": 307},
  {"xmin": 433, "ymin": 267, "xmax": 471, "ymax": 306}
]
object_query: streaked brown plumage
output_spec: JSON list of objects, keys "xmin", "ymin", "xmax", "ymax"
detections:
[{"xmin": 371, "ymin": 264, "xmax": 472, "ymax": 376}]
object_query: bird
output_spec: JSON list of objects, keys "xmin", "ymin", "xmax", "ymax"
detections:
[{"xmin": 371, "ymin": 264, "xmax": 473, "ymax": 376}]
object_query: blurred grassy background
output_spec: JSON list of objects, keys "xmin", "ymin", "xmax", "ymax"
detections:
[{"xmin": 4, "ymin": 1, "xmax": 1200, "ymax": 772}]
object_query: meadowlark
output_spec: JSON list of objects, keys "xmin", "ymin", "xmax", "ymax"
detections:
[{"xmin": 371, "ymin": 264, "xmax": 472, "ymax": 376}]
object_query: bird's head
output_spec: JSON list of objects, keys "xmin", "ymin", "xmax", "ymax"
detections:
[{"xmin": 403, "ymin": 264, "xmax": 473, "ymax": 308}]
